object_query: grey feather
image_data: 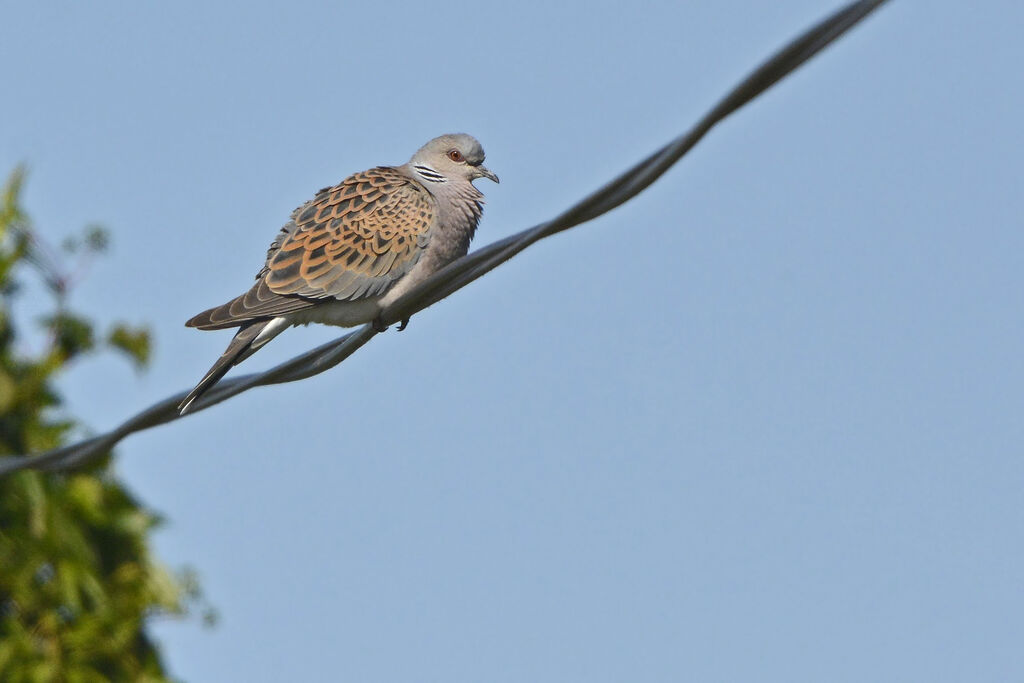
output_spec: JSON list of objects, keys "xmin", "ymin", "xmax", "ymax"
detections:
[{"xmin": 178, "ymin": 320, "xmax": 273, "ymax": 414}]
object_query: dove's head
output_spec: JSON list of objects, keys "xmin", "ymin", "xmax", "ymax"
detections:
[{"xmin": 409, "ymin": 133, "xmax": 499, "ymax": 185}]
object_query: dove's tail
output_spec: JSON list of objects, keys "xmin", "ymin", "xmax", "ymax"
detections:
[{"xmin": 178, "ymin": 318, "xmax": 287, "ymax": 415}]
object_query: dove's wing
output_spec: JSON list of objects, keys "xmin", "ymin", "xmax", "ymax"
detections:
[
  {"xmin": 186, "ymin": 167, "xmax": 436, "ymax": 330},
  {"xmin": 264, "ymin": 167, "xmax": 435, "ymax": 297}
]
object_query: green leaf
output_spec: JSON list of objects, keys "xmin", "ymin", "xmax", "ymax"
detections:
[
  {"xmin": 40, "ymin": 312, "xmax": 95, "ymax": 360},
  {"xmin": 0, "ymin": 166, "xmax": 27, "ymax": 242},
  {"xmin": 106, "ymin": 324, "xmax": 151, "ymax": 370},
  {"xmin": 82, "ymin": 225, "xmax": 108, "ymax": 253},
  {"xmin": 0, "ymin": 368, "xmax": 15, "ymax": 413}
]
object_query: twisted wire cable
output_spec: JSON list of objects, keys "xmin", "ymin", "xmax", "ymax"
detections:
[{"xmin": 0, "ymin": 0, "xmax": 890, "ymax": 476}]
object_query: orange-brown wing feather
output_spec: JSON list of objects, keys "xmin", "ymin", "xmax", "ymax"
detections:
[
  {"xmin": 185, "ymin": 166, "xmax": 435, "ymax": 330},
  {"xmin": 263, "ymin": 166, "xmax": 434, "ymax": 300}
]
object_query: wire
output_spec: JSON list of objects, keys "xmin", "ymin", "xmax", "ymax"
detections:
[{"xmin": 0, "ymin": 0, "xmax": 890, "ymax": 476}]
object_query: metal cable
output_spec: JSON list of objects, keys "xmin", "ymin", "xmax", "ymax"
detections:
[{"xmin": 0, "ymin": 0, "xmax": 890, "ymax": 476}]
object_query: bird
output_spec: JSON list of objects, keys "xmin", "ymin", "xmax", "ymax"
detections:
[{"xmin": 178, "ymin": 133, "xmax": 499, "ymax": 414}]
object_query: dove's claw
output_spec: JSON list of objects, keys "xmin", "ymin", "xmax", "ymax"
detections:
[{"xmin": 397, "ymin": 318, "xmax": 410, "ymax": 332}]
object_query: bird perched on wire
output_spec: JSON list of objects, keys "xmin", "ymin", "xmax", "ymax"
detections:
[{"xmin": 178, "ymin": 133, "xmax": 499, "ymax": 414}]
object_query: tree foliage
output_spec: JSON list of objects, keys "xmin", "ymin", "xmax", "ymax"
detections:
[{"xmin": 0, "ymin": 167, "xmax": 208, "ymax": 682}]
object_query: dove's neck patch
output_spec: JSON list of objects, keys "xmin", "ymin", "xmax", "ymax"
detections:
[{"xmin": 413, "ymin": 165, "xmax": 447, "ymax": 184}]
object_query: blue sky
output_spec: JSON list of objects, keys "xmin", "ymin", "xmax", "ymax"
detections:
[{"xmin": 3, "ymin": 1, "xmax": 1023, "ymax": 681}]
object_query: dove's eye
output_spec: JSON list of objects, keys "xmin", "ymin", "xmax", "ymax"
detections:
[{"xmin": 447, "ymin": 149, "xmax": 464, "ymax": 162}]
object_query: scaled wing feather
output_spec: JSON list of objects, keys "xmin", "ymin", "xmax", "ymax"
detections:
[
  {"xmin": 265, "ymin": 167, "xmax": 435, "ymax": 299},
  {"xmin": 186, "ymin": 167, "xmax": 435, "ymax": 330}
]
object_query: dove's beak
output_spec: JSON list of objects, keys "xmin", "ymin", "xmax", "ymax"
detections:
[{"xmin": 474, "ymin": 165, "xmax": 499, "ymax": 184}]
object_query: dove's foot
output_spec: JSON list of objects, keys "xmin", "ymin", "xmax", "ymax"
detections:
[
  {"xmin": 397, "ymin": 318, "xmax": 410, "ymax": 332},
  {"xmin": 371, "ymin": 317, "xmax": 388, "ymax": 333}
]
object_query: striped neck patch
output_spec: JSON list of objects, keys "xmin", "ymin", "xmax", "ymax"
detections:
[{"xmin": 413, "ymin": 165, "xmax": 448, "ymax": 183}]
